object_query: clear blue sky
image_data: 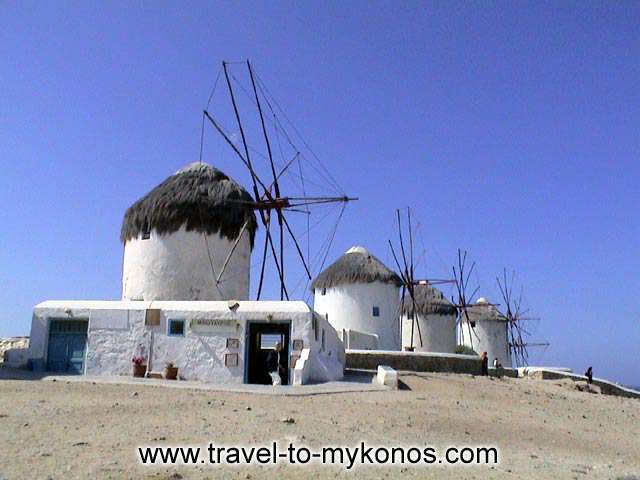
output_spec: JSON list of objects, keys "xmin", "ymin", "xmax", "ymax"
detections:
[{"xmin": 1, "ymin": 2, "xmax": 638, "ymax": 386}]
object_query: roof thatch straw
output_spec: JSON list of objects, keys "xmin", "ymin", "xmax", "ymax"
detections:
[
  {"xmin": 465, "ymin": 298, "xmax": 507, "ymax": 322},
  {"xmin": 311, "ymin": 246, "xmax": 402, "ymax": 290},
  {"xmin": 401, "ymin": 282, "xmax": 457, "ymax": 317},
  {"xmin": 120, "ymin": 162, "xmax": 257, "ymax": 247}
]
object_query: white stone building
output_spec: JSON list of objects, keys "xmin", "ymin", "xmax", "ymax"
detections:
[
  {"xmin": 28, "ymin": 300, "xmax": 343, "ymax": 385},
  {"xmin": 460, "ymin": 297, "xmax": 511, "ymax": 366},
  {"xmin": 312, "ymin": 246, "xmax": 402, "ymax": 350},
  {"xmin": 24, "ymin": 162, "xmax": 345, "ymax": 385},
  {"xmin": 401, "ymin": 282, "xmax": 457, "ymax": 353}
]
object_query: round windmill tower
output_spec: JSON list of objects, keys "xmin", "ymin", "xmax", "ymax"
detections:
[
  {"xmin": 120, "ymin": 162, "xmax": 257, "ymax": 301},
  {"xmin": 400, "ymin": 281, "xmax": 457, "ymax": 353},
  {"xmin": 312, "ymin": 246, "xmax": 402, "ymax": 350},
  {"xmin": 460, "ymin": 297, "xmax": 511, "ymax": 366}
]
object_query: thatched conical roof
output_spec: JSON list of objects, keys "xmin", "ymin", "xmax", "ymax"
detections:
[
  {"xmin": 401, "ymin": 282, "xmax": 457, "ymax": 316},
  {"xmin": 311, "ymin": 246, "xmax": 402, "ymax": 290},
  {"xmin": 120, "ymin": 162, "xmax": 257, "ymax": 247},
  {"xmin": 465, "ymin": 298, "xmax": 507, "ymax": 322}
]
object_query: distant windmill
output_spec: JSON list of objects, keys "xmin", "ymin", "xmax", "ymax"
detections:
[
  {"xmin": 496, "ymin": 268, "xmax": 550, "ymax": 367},
  {"xmin": 452, "ymin": 249, "xmax": 481, "ymax": 351},
  {"xmin": 201, "ymin": 60, "xmax": 357, "ymax": 300},
  {"xmin": 388, "ymin": 208, "xmax": 455, "ymax": 350}
]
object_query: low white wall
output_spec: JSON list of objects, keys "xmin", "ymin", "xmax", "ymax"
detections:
[
  {"xmin": 338, "ymin": 328, "xmax": 379, "ymax": 350},
  {"xmin": 307, "ymin": 312, "xmax": 344, "ymax": 383}
]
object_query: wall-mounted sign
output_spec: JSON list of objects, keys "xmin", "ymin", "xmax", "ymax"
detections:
[
  {"xmin": 292, "ymin": 339, "xmax": 304, "ymax": 351},
  {"xmin": 226, "ymin": 338, "xmax": 240, "ymax": 349},
  {"xmin": 225, "ymin": 353, "xmax": 239, "ymax": 367},
  {"xmin": 190, "ymin": 318, "xmax": 239, "ymax": 334},
  {"xmin": 145, "ymin": 309, "xmax": 161, "ymax": 326}
]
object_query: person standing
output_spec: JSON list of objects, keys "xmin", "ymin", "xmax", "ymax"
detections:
[
  {"xmin": 585, "ymin": 366, "xmax": 593, "ymax": 384},
  {"xmin": 267, "ymin": 342, "xmax": 286, "ymax": 386},
  {"xmin": 480, "ymin": 352, "xmax": 489, "ymax": 376}
]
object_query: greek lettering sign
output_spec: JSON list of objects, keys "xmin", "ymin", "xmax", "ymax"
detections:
[{"xmin": 190, "ymin": 318, "xmax": 239, "ymax": 334}]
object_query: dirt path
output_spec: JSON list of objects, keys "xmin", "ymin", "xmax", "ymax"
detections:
[{"xmin": 1, "ymin": 372, "xmax": 638, "ymax": 479}]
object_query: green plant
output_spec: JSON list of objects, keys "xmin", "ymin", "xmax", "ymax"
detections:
[{"xmin": 455, "ymin": 345, "xmax": 478, "ymax": 356}]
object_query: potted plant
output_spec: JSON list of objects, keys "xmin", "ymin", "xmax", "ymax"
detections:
[
  {"xmin": 132, "ymin": 356, "xmax": 147, "ymax": 378},
  {"xmin": 165, "ymin": 362, "xmax": 179, "ymax": 380}
]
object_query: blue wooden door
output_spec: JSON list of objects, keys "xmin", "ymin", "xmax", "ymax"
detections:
[{"xmin": 47, "ymin": 320, "xmax": 88, "ymax": 374}]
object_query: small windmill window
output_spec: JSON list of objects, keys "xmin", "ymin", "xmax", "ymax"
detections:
[
  {"xmin": 470, "ymin": 321, "xmax": 476, "ymax": 328},
  {"xmin": 321, "ymin": 288, "xmax": 327, "ymax": 296},
  {"xmin": 372, "ymin": 306, "xmax": 380, "ymax": 317},
  {"xmin": 142, "ymin": 229, "xmax": 151, "ymax": 240}
]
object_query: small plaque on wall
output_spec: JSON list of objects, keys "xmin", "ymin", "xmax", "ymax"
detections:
[
  {"xmin": 145, "ymin": 309, "xmax": 161, "ymax": 326},
  {"xmin": 292, "ymin": 339, "xmax": 304, "ymax": 351},
  {"xmin": 226, "ymin": 338, "xmax": 240, "ymax": 349},
  {"xmin": 191, "ymin": 318, "xmax": 238, "ymax": 334},
  {"xmin": 225, "ymin": 353, "xmax": 238, "ymax": 367}
]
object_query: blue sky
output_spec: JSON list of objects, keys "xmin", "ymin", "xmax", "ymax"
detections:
[{"xmin": 1, "ymin": 2, "xmax": 638, "ymax": 385}]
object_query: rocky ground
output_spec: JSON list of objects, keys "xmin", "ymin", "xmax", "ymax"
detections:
[
  {"xmin": 0, "ymin": 369, "xmax": 638, "ymax": 479},
  {"xmin": 0, "ymin": 337, "xmax": 28, "ymax": 362}
]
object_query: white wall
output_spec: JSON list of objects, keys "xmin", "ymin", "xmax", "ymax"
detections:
[
  {"xmin": 28, "ymin": 300, "xmax": 344, "ymax": 385},
  {"xmin": 401, "ymin": 312, "xmax": 456, "ymax": 353},
  {"xmin": 121, "ymin": 225, "xmax": 251, "ymax": 301},
  {"xmin": 313, "ymin": 282, "xmax": 400, "ymax": 350},
  {"xmin": 338, "ymin": 328, "xmax": 379, "ymax": 350},
  {"xmin": 460, "ymin": 318, "xmax": 510, "ymax": 366}
]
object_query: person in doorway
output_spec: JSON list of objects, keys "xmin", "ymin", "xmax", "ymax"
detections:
[
  {"xmin": 585, "ymin": 366, "xmax": 593, "ymax": 384},
  {"xmin": 493, "ymin": 357, "xmax": 500, "ymax": 368},
  {"xmin": 267, "ymin": 342, "xmax": 286, "ymax": 386},
  {"xmin": 480, "ymin": 352, "xmax": 489, "ymax": 376}
]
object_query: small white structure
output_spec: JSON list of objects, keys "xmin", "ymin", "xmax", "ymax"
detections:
[
  {"xmin": 374, "ymin": 365, "xmax": 398, "ymax": 389},
  {"xmin": 312, "ymin": 246, "xmax": 402, "ymax": 350},
  {"xmin": 121, "ymin": 162, "xmax": 257, "ymax": 301},
  {"xmin": 401, "ymin": 282, "xmax": 457, "ymax": 353},
  {"xmin": 27, "ymin": 300, "xmax": 344, "ymax": 385},
  {"xmin": 460, "ymin": 297, "xmax": 511, "ymax": 366}
]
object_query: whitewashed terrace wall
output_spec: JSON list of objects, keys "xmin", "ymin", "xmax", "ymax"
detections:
[
  {"xmin": 122, "ymin": 225, "xmax": 251, "ymax": 301},
  {"xmin": 314, "ymin": 282, "xmax": 400, "ymax": 351}
]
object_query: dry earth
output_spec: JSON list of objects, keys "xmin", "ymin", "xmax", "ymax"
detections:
[{"xmin": 1, "ymin": 371, "xmax": 639, "ymax": 479}]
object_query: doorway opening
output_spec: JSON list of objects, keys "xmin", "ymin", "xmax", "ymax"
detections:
[
  {"xmin": 46, "ymin": 319, "xmax": 88, "ymax": 374},
  {"xmin": 246, "ymin": 321, "xmax": 290, "ymax": 385}
]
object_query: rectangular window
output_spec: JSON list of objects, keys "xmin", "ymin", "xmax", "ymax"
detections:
[
  {"xmin": 372, "ymin": 306, "xmax": 380, "ymax": 317},
  {"xmin": 321, "ymin": 288, "xmax": 327, "ymax": 296},
  {"xmin": 168, "ymin": 319, "xmax": 185, "ymax": 336},
  {"xmin": 142, "ymin": 230, "xmax": 151, "ymax": 240},
  {"xmin": 260, "ymin": 333, "xmax": 283, "ymax": 350}
]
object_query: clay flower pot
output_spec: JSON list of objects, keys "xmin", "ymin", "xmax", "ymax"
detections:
[
  {"xmin": 165, "ymin": 364, "xmax": 178, "ymax": 380},
  {"xmin": 133, "ymin": 364, "xmax": 147, "ymax": 378}
]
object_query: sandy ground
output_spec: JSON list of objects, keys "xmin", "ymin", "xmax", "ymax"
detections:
[{"xmin": 1, "ymin": 370, "xmax": 639, "ymax": 480}]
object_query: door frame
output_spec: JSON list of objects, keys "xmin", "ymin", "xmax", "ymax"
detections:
[
  {"xmin": 46, "ymin": 318, "xmax": 89, "ymax": 375},
  {"xmin": 244, "ymin": 320, "xmax": 291, "ymax": 385}
]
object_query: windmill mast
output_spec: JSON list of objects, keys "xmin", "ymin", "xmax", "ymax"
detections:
[{"xmin": 202, "ymin": 60, "xmax": 357, "ymax": 300}]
